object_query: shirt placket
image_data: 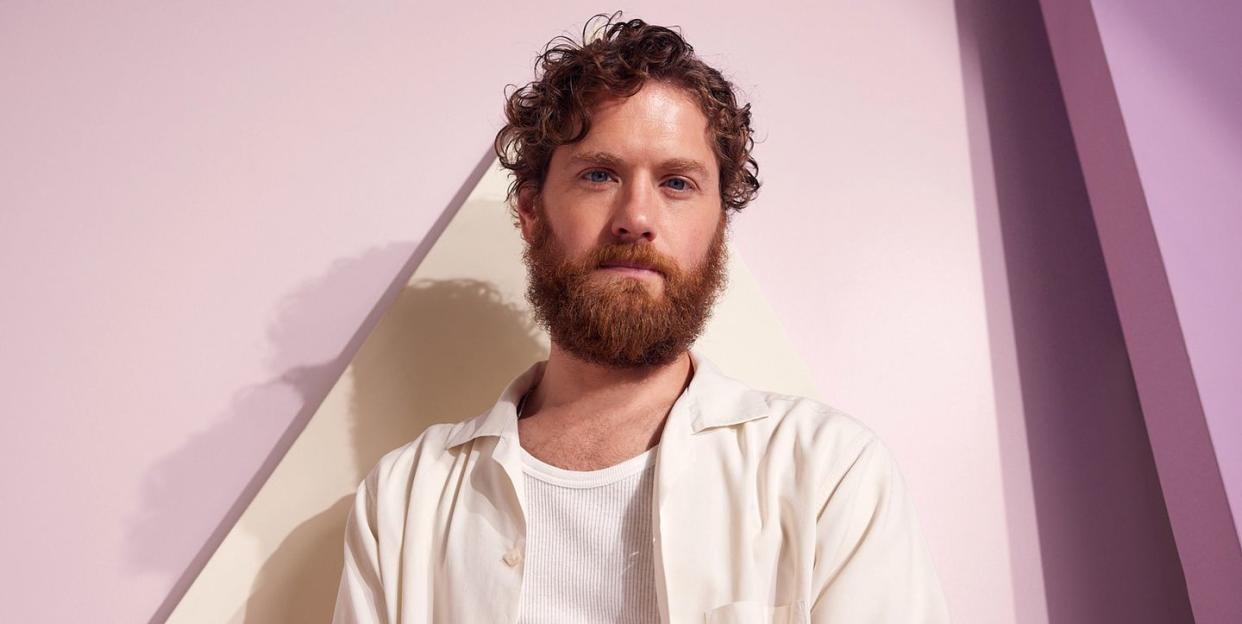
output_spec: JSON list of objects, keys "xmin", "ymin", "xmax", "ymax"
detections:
[
  {"xmin": 490, "ymin": 433, "xmax": 531, "ymax": 623},
  {"xmin": 651, "ymin": 392, "xmax": 696, "ymax": 624}
]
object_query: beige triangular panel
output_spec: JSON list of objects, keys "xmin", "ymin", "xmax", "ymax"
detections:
[{"xmin": 168, "ymin": 157, "xmax": 820, "ymax": 623}]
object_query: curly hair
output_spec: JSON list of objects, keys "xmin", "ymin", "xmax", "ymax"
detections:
[{"xmin": 493, "ymin": 12, "xmax": 761, "ymax": 224}]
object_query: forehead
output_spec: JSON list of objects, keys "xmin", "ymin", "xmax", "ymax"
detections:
[{"xmin": 557, "ymin": 81, "xmax": 717, "ymax": 170}]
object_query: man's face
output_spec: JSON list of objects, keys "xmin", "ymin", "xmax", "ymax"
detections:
[{"xmin": 517, "ymin": 80, "xmax": 729, "ymax": 369}]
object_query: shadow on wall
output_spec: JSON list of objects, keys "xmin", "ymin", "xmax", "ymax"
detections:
[
  {"xmin": 130, "ymin": 243, "xmax": 415, "ymax": 624},
  {"xmin": 954, "ymin": 0, "xmax": 1192, "ymax": 622},
  {"xmin": 1109, "ymin": 0, "xmax": 1242, "ymax": 149},
  {"xmin": 242, "ymin": 277, "xmax": 545, "ymax": 623},
  {"xmin": 134, "ymin": 152, "xmax": 499, "ymax": 624}
]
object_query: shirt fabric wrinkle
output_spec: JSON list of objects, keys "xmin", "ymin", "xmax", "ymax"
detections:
[{"xmin": 331, "ymin": 347, "xmax": 951, "ymax": 623}]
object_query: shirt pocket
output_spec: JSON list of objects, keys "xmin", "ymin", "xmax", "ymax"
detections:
[{"xmin": 703, "ymin": 599, "xmax": 809, "ymax": 624}]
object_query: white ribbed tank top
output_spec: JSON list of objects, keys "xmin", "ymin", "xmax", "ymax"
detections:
[{"xmin": 516, "ymin": 443, "xmax": 660, "ymax": 624}]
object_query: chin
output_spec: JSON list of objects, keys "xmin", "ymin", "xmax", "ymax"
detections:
[{"xmin": 590, "ymin": 275, "xmax": 665, "ymax": 300}]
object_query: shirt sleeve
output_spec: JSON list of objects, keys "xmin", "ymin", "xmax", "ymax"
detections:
[
  {"xmin": 809, "ymin": 434, "xmax": 951, "ymax": 623},
  {"xmin": 331, "ymin": 468, "xmax": 388, "ymax": 624}
]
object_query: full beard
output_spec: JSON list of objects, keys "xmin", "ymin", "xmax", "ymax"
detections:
[{"xmin": 522, "ymin": 211, "xmax": 729, "ymax": 369}]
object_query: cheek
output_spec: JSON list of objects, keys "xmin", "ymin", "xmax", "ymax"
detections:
[
  {"xmin": 692, "ymin": 214, "xmax": 724, "ymax": 254},
  {"xmin": 669, "ymin": 237, "xmax": 711, "ymax": 271},
  {"xmin": 541, "ymin": 220, "xmax": 599, "ymax": 267},
  {"xmin": 551, "ymin": 213, "xmax": 606, "ymax": 250},
  {"xmin": 549, "ymin": 225, "xmax": 588, "ymax": 256}
]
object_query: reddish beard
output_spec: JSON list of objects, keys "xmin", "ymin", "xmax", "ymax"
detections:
[{"xmin": 522, "ymin": 208, "xmax": 729, "ymax": 368}]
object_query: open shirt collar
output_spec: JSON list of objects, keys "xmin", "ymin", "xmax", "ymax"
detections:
[{"xmin": 444, "ymin": 347, "xmax": 771, "ymax": 450}]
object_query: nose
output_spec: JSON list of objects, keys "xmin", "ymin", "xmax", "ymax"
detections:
[{"xmin": 610, "ymin": 178, "xmax": 656, "ymax": 243}]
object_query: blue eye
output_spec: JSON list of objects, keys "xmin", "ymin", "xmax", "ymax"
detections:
[
  {"xmin": 665, "ymin": 177, "xmax": 690, "ymax": 191},
  {"xmin": 583, "ymin": 170, "xmax": 612, "ymax": 184}
]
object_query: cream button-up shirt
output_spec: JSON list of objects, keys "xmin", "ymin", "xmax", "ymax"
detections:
[{"xmin": 332, "ymin": 349, "xmax": 950, "ymax": 623}]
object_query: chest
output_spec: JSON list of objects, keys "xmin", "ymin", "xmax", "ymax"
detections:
[
  {"xmin": 516, "ymin": 469, "xmax": 660, "ymax": 622},
  {"xmin": 516, "ymin": 408, "xmax": 665, "ymax": 471},
  {"xmin": 404, "ymin": 438, "xmax": 818, "ymax": 623}
]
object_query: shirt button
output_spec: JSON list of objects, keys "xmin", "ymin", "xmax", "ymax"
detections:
[{"xmin": 503, "ymin": 546, "xmax": 523, "ymax": 567}]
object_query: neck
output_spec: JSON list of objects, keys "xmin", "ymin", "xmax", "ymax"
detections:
[{"xmin": 521, "ymin": 343, "xmax": 694, "ymax": 425}]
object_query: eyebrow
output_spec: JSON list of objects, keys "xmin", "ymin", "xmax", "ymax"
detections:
[{"xmin": 568, "ymin": 151, "xmax": 711, "ymax": 180}]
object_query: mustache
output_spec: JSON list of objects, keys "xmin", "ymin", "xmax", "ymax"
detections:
[{"xmin": 586, "ymin": 243, "xmax": 678, "ymax": 277}]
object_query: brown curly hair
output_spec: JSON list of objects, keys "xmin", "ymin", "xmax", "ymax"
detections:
[{"xmin": 493, "ymin": 12, "xmax": 760, "ymax": 224}]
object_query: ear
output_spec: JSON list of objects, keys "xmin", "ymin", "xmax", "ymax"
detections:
[{"xmin": 516, "ymin": 185, "xmax": 541, "ymax": 244}]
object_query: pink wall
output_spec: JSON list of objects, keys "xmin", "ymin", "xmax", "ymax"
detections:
[
  {"xmin": 0, "ymin": 3, "xmax": 587, "ymax": 621},
  {"xmin": 1093, "ymin": 0, "xmax": 1242, "ymax": 542},
  {"xmin": 1, "ymin": 3, "xmax": 1015, "ymax": 621},
  {"xmin": 957, "ymin": 0, "xmax": 1191, "ymax": 620},
  {"xmin": 13, "ymin": 1, "xmax": 1230, "ymax": 621},
  {"xmin": 1040, "ymin": 0, "xmax": 1242, "ymax": 620}
]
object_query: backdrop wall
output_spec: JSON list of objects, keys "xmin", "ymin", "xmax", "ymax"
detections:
[
  {"xmin": 8, "ymin": 1, "xmax": 1220, "ymax": 622},
  {"xmin": 1040, "ymin": 0, "xmax": 1242, "ymax": 620}
]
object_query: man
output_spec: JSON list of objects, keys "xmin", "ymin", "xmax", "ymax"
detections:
[{"xmin": 333, "ymin": 13, "xmax": 949, "ymax": 623}]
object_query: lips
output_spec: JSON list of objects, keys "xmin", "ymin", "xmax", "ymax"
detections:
[
  {"xmin": 600, "ymin": 261, "xmax": 662, "ymax": 276},
  {"xmin": 602, "ymin": 261, "xmax": 656, "ymax": 271}
]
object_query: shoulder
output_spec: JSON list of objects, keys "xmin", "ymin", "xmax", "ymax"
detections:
[
  {"xmin": 744, "ymin": 390, "xmax": 903, "ymax": 491},
  {"xmin": 693, "ymin": 360, "xmax": 878, "ymax": 463},
  {"xmin": 358, "ymin": 422, "xmax": 459, "ymax": 499},
  {"xmin": 757, "ymin": 391, "xmax": 878, "ymax": 456}
]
